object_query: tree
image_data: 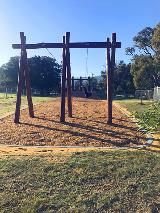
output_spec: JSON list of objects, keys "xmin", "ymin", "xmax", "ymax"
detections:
[
  {"xmin": 114, "ymin": 61, "xmax": 135, "ymax": 95},
  {"xmin": 133, "ymin": 27, "xmax": 156, "ymax": 56},
  {"xmin": 28, "ymin": 56, "xmax": 61, "ymax": 96},
  {"xmin": 125, "ymin": 23, "xmax": 160, "ymax": 89},
  {"xmin": 152, "ymin": 23, "xmax": 160, "ymax": 62},
  {"xmin": 126, "ymin": 27, "xmax": 156, "ymax": 56},
  {"xmin": 131, "ymin": 56, "xmax": 159, "ymax": 89},
  {"xmin": 0, "ymin": 56, "xmax": 19, "ymax": 88},
  {"xmin": 0, "ymin": 55, "xmax": 62, "ymax": 96},
  {"xmin": 98, "ymin": 62, "xmax": 135, "ymax": 98}
]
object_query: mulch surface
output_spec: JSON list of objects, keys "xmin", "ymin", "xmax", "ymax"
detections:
[{"xmin": 0, "ymin": 98, "xmax": 146, "ymax": 147}]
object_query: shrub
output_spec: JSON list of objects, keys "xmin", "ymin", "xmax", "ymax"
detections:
[{"xmin": 135, "ymin": 101, "xmax": 160, "ymax": 132}]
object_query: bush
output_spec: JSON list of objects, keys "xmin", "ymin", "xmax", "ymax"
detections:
[{"xmin": 135, "ymin": 101, "xmax": 160, "ymax": 132}]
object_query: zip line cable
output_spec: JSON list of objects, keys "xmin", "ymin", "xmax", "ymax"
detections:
[{"xmin": 45, "ymin": 48, "xmax": 54, "ymax": 58}]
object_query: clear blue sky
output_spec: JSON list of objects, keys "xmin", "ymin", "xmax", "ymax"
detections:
[{"xmin": 0, "ymin": 0, "xmax": 159, "ymax": 77}]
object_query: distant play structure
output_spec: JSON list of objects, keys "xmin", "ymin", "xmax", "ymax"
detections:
[
  {"xmin": 12, "ymin": 32, "xmax": 121, "ymax": 124},
  {"xmin": 72, "ymin": 76, "xmax": 93, "ymax": 98},
  {"xmin": 72, "ymin": 76, "xmax": 92, "ymax": 92}
]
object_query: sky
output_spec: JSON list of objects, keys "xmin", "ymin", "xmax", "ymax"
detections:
[{"xmin": 0, "ymin": 0, "xmax": 159, "ymax": 77}]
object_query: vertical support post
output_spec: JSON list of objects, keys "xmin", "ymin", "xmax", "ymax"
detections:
[
  {"xmin": 66, "ymin": 32, "xmax": 72, "ymax": 117},
  {"xmin": 106, "ymin": 37, "xmax": 112, "ymax": 124},
  {"xmin": 110, "ymin": 33, "xmax": 116, "ymax": 122},
  {"xmin": 14, "ymin": 44, "xmax": 24, "ymax": 123},
  {"xmin": 23, "ymin": 34, "xmax": 34, "ymax": 117},
  {"xmin": 88, "ymin": 76, "xmax": 91, "ymax": 92},
  {"xmin": 72, "ymin": 77, "xmax": 74, "ymax": 91},
  {"xmin": 80, "ymin": 77, "xmax": 82, "ymax": 91},
  {"xmin": 60, "ymin": 36, "xmax": 67, "ymax": 122},
  {"xmin": 106, "ymin": 33, "xmax": 116, "ymax": 124}
]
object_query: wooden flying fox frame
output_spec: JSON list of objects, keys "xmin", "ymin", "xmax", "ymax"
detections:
[{"xmin": 12, "ymin": 32, "xmax": 121, "ymax": 124}]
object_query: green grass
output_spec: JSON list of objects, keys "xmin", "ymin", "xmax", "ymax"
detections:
[
  {"xmin": 114, "ymin": 99, "xmax": 160, "ymax": 133},
  {"xmin": 114, "ymin": 99, "xmax": 154, "ymax": 114},
  {"xmin": 0, "ymin": 150, "xmax": 160, "ymax": 212},
  {"xmin": 0, "ymin": 93, "xmax": 54, "ymax": 117}
]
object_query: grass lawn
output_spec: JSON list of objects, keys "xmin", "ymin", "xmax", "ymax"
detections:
[
  {"xmin": 0, "ymin": 150, "xmax": 159, "ymax": 212},
  {"xmin": 114, "ymin": 99, "xmax": 154, "ymax": 114},
  {"xmin": 0, "ymin": 93, "xmax": 54, "ymax": 117},
  {"xmin": 114, "ymin": 99, "xmax": 160, "ymax": 134}
]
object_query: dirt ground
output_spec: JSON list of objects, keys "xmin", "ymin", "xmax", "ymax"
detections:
[{"xmin": 0, "ymin": 98, "xmax": 146, "ymax": 147}]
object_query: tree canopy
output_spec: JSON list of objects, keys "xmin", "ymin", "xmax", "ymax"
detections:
[
  {"xmin": 0, "ymin": 56, "xmax": 61, "ymax": 95},
  {"xmin": 125, "ymin": 22, "xmax": 160, "ymax": 89},
  {"xmin": 152, "ymin": 23, "xmax": 160, "ymax": 62},
  {"xmin": 28, "ymin": 56, "xmax": 61, "ymax": 95},
  {"xmin": 114, "ymin": 61, "xmax": 135, "ymax": 95},
  {"xmin": 0, "ymin": 56, "xmax": 19, "ymax": 88}
]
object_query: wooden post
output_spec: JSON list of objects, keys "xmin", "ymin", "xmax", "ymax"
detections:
[
  {"xmin": 106, "ymin": 37, "xmax": 112, "ymax": 124},
  {"xmin": 60, "ymin": 36, "xmax": 67, "ymax": 122},
  {"xmin": 22, "ymin": 34, "xmax": 34, "ymax": 117},
  {"xmin": 66, "ymin": 32, "xmax": 72, "ymax": 117},
  {"xmin": 72, "ymin": 77, "xmax": 74, "ymax": 91},
  {"xmin": 111, "ymin": 33, "xmax": 116, "ymax": 97},
  {"xmin": 14, "ymin": 33, "xmax": 25, "ymax": 123},
  {"xmin": 109, "ymin": 33, "xmax": 116, "ymax": 123},
  {"xmin": 80, "ymin": 77, "xmax": 82, "ymax": 91},
  {"xmin": 106, "ymin": 33, "xmax": 116, "ymax": 124},
  {"xmin": 88, "ymin": 76, "xmax": 91, "ymax": 92}
]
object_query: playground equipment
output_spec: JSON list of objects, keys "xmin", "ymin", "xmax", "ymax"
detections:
[
  {"xmin": 72, "ymin": 76, "xmax": 93, "ymax": 98},
  {"xmin": 72, "ymin": 76, "xmax": 92, "ymax": 92},
  {"xmin": 83, "ymin": 86, "xmax": 92, "ymax": 98},
  {"xmin": 12, "ymin": 32, "xmax": 121, "ymax": 124}
]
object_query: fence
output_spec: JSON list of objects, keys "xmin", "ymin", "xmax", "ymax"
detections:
[
  {"xmin": 0, "ymin": 87, "xmax": 60, "ymax": 97},
  {"xmin": 153, "ymin": 87, "xmax": 160, "ymax": 101},
  {"xmin": 135, "ymin": 90, "xmax": 153, "ymax": 100}
]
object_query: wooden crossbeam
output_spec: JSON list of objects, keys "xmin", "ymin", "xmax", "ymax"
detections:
[
  {"xmin": 69, "ymin": 42, "xmax": 120, "ymax": 48},
  {"xmin": 12, "ymin": 41, "xmax": 121, "ymax": 49},
  {"xmin": 12, "ymin": 43, "xmax": 63, "ymax": 49},
  {"xmin": 72, "ymin": 78, "xmax": 89, "ymax": 81}
]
